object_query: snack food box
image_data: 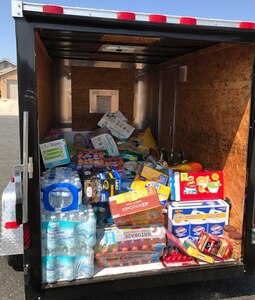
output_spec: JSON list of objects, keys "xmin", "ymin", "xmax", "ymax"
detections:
[
  {"xmin": 84, "ymin": 170, "xmax": 122, "ymax": 203},
  {"xmin": 95, "ymin": 224, "xmax": 166, "ymax": 267},
  {"xmin": 169, "ymin": 170, "xmax": 224, "ymax": 201},
  {"xmin": 131, "ymin": 175, "xmax": 171, "ymax": 206},
  {"xmin": 140, "ymin": 165, "xmax": 169, "ymax": 185},
  {"xmin": 109, "ymin": 186, "xmax": 163, "ymax": 226},
  {"xmin": 168, "ymin": 200, "xmax": 229, "ymax": 241}
]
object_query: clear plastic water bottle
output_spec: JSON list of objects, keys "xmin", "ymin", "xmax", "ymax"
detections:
[
  {"xmin": 76, "ymin": 209, "xmax": 96, "ymax": 248},
  {"xmin": 59, "ymin": 212, "xmax": 76, "ymax": 250},
  {"xmin": 59, "ymin": 177, "xmax": 73, "ymax": 210},
  {"xmin": 47, "ymin": 214, "xmax": 60, "ymax": 252},
  {"xmin": 41, "ymin": 213, "xmax": 48, "ymax": 251},
  {"xmin": 45, "ymin": 251, "xmax": 59, "ymax": 283},
  {"xmin": 73, "ymin": 176, "xmax": 83, "ymax": 205},
  {"xmin": 75, "ymin": 246, "xmax": 94, "ymax": 279},
  {"xmin": 59, "ymin": 247, "xmax": 76, "ymax": 281}
]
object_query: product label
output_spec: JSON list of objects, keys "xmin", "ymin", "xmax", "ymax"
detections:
[{"xmin": 40, "ymin": 139, "xmax": 70, "ymax": 168}]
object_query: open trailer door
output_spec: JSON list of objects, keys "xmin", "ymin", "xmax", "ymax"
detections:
[{"xmin": 12, "ymin": 1, "xmax": 255, "ymax": 300}]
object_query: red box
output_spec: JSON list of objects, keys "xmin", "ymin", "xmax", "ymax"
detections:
[
  {"xmin": 170, "ymin": 171, "xmax": 224, "ymax": 201},
  {"xmin": 109, "ymin": 186, "xmax": 163, "ymax": 226}
]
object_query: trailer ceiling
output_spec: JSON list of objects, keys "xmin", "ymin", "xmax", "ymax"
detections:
[{"xmin": 38, "ymin": 29, "xmax": 216, "ymax": 63}]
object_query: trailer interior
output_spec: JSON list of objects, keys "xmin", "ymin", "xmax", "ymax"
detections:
[{"xmin": 34, "ymin": 24, "xmax": 255, "ymax": 289}]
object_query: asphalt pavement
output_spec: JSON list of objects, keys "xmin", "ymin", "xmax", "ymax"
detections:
[{"xmin": 1, "ymin": 99, "xmax": 255, "ymax": 300}]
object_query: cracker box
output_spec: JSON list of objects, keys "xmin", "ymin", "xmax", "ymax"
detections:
[
  {"xmin": 109, "ymin": 186, "xmax": 163, "ymax": 226},
  {"xmin": 140, "ymin": 165, "xmax": 169, "ymax": 185},
  {"xmin": 169, "ymin": 170, "xmax": 224, "ymax": 201},
  {"xmin": 131, "ymin": 175, "xmax": 170, "ymax": 205},
  {"xmin": 168, "ymin": 200, "xmax": 229, "ymax": 241}
]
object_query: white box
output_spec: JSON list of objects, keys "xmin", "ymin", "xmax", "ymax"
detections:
[{"xmin": 168, "ymin": 200, "xmax": 229, "ymax": 242}]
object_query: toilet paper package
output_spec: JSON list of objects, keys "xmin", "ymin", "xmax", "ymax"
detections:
[{"xmin": 168, "ymin": 200, "xmax": 229, "ymax": 242}]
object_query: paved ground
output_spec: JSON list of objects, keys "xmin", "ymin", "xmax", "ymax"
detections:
[{"xmin": 1, "ymin": 98, "xmax": 255, "ymax": 300}]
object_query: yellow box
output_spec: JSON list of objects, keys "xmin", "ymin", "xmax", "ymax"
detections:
[
  {"xmin": 140, "ymin": 165, "xmax": 169, "ymax": 185},
  {"xmin": 184, "ymin": 241, "xmax": 214, "ymax": 264},
  {"xmin": 131, "ymin": 175, "xmax": 170, "ymax": 205}
]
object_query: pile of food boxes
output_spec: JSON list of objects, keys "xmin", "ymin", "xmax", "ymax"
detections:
[{"xmin": 39, "ymin": 111, "xmax": 239, "ymax": 283}]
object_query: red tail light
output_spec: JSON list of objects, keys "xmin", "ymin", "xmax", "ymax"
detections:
[
  {"xmin": 117, "ymin": 12, "xmax": 136, "ymax": 20},
  {"xmin": 5, "ymin": 221, "xmax": 20, "ymax": 229},
  {"xmin": 43, "ymin": 5, "xmax": 64, "ymax": 14},
  {"xmin": 180, "ymin": 17, "xmax": 197, "ymax": 25},
  {"xmin": 23, "ymin": 223, "xmax": 31, "ymax": 249}
]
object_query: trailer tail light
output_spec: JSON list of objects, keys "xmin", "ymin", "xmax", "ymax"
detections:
[
  {"xmin": 117, "ymin": 12, "xmax": 136, "ymax": 20},
  {"xmin": 5, "ymin": 221, "xmax": 20, "ymax": 229},
  {"xmin": 239, "ymin": 22, "xmax": 255, "ymax": 29},
  {"xmin": 149, "ymin": 14, "xmax": 167, "ymax": 23},
  {"xmin": 23, "ymin": 223, "xmax": 31, "ymax": 249},
  {"xmin": 43, "ymin": 5, "xmax": 64, "ymax": 14},
  {"xmin": 180, "ymin": 17, "xmax": 197, "ymax": 25}
]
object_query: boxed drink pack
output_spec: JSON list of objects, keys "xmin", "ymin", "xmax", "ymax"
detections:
[
  {"xmin": 168, "ymin": 200, "xmax": 229, "ymax": 241},
  {"xmin": 130, "ymin": 175, "xmax": 171, "ymax": 205},
  {"xmin": 109, "ymin": 186, "xmax": 163, "ymax": 226},
  {"xmin": 169, "ymin": 170, "xmax": 224, "ymax": 201},
  {"xmin": 95, "ymin": 224, "xmax": 166, "ymax": 267}
]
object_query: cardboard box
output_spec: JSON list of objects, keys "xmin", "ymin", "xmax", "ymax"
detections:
[
  {"xmin": 84, "ymin": 170, "xmax": 122, "ymax": 203},
  {"xmin": 140, "ymin": 165, "xmax": 169, "ymax": 185},
  {"xmin": 131, "ymin": 175, "xmax": 170, "ymax": 205},
  {"xmin": 109, "ymin": 186, "xmax": 163, "ymax": 226},
  {"xmin": 98, "ymin": 111, "xmax": 135, "ymax": 140},
  {"xmin": 89, "ymin": 127, "xmax": 119, "ymax": 156},
  {"xmin": 39, "ymin": 139, "xmax": 70, "ymax": 168},
  {"xmin": 168, "ymin": 200, "xmax": 229, "ymax": 241},
  {"xmin": 95, "ymin": 224, "xmax": 166, "ymax": 267},
  {"xmin": 169, "ymin": 170, "xmax": 224, "ymax": 201}
]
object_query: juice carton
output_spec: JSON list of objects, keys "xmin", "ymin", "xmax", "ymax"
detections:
[
  {"xmin": 169, "ymin": 170, "xmax": 224, "ymax": 201},
  {"xmin": 109, "ymin": 186, "xmax": 163, "ymax": 226}
]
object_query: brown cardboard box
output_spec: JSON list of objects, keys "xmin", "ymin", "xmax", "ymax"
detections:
[{"xmin": 109, "ymin": 186, "xmax": 163, "ymax": 226}]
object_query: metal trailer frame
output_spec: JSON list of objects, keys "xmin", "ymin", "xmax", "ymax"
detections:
[{"xmin": 12, "ymin": 6, "xmax": 255, "ymax": 300}]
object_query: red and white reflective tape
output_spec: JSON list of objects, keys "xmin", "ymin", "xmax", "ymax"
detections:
[{"xmin": 11, "ymin": 1, "xmax": 255, "ymax": 30}]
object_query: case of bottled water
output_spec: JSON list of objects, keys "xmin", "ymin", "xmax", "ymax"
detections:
[{"xmin": 41, "ymin": 167, "xmax": 96, "ymax": 283}]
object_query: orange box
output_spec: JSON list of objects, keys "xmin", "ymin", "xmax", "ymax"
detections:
[{"xmin": 109, "ymin": 186, "xmax": 163, "ymax": 226}]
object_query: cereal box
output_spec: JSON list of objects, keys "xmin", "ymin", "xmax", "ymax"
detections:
[{"xmin": 140, "ymin": 165, "xmax": 169, "ymax": 185}]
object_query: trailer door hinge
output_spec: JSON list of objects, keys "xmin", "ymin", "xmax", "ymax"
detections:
[{"xmin": 252, "ymin": 228, "xmax": 255, "ymax": 244}]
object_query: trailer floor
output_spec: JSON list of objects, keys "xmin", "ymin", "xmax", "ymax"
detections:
[{"xmin": 1, "ymin": 102, "xmax": 255, "ymax": 300}]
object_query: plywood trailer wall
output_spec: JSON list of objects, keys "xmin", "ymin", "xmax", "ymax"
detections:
[
  {"xmin": 171, "ymin": 43, "xmax": 255, "ymax": 232},
  {"xmin": 71, "ymin": 67, "xmax": 136, "ymax": 130},
  {"xmin": 36, "ymin": 32, "xmax": 52, "ymax": 141}
]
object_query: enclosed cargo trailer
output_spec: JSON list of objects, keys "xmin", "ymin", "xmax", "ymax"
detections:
[{"xmin": 3, "ymin": 1, "xmax": 255, "ymax": 299}]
